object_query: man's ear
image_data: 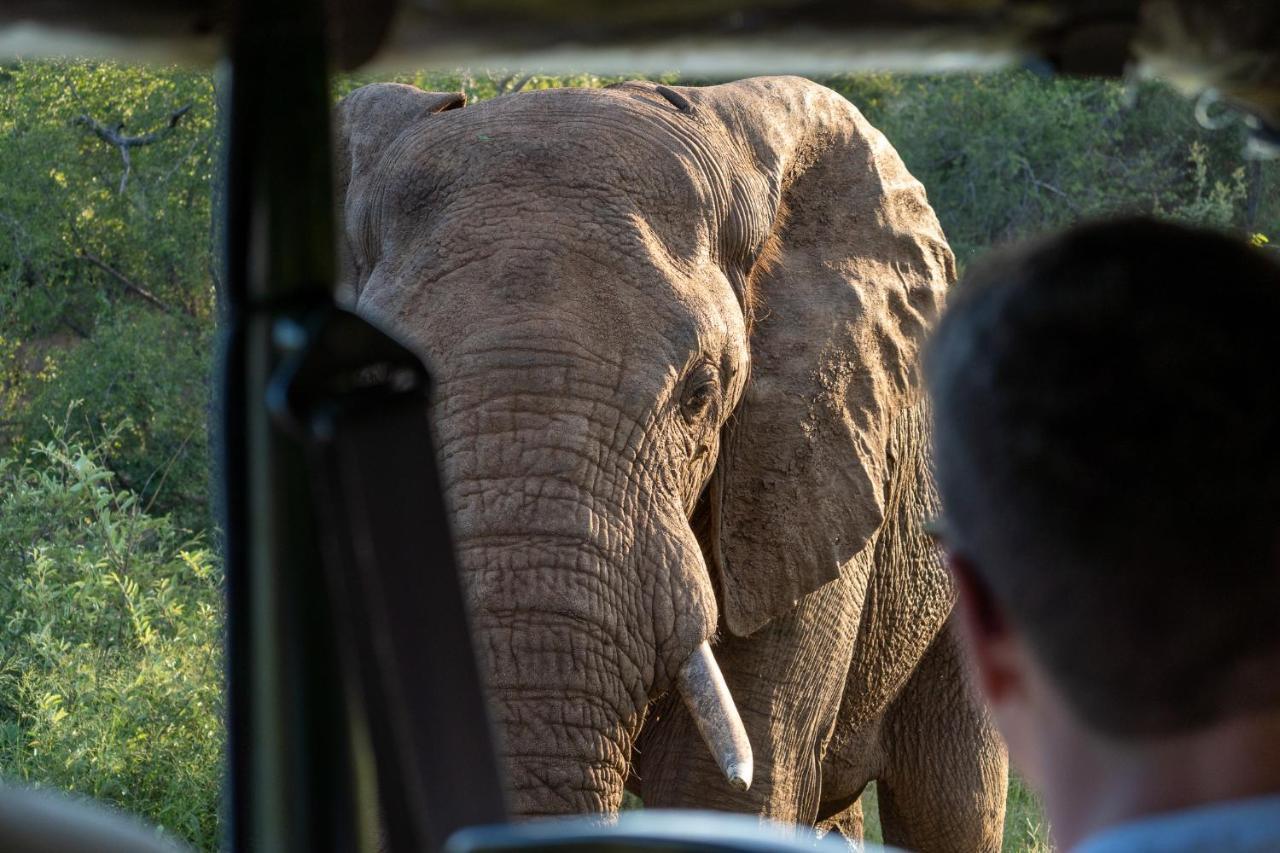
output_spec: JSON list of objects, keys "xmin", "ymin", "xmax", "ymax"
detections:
[
  {"xmin": 947, "ymin": 554, "xmax": 1022, "ymax": 707},
  {"xmin": 949, "ymin": 554, "xmax": 1062, "ymax": 794}
]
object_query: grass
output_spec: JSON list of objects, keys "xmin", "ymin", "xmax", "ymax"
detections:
[{"xmin": 1003, "ymin": 775, "xmax": 1053, "ymax": 852}]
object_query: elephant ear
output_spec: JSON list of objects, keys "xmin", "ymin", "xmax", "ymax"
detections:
[
  {"xmin": 333, "ymin": 82, "xmax": 465, "ymax": 199},
  {"xmin": 332, "ymin": 83, "xmax": 464, "ymax": 297},
  {"xmin": 697, "ymin": 77, "xmax": 954, "ymax": 637}
]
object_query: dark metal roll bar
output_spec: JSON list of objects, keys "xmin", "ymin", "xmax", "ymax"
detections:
[{"xmin": 218, "ymin": 0, "xmax": 505, "ymax": 849}]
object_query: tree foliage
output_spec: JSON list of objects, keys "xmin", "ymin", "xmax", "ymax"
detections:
[
  {"xmin": 0, "ymin": 60, "xmax": 216, "ymax": 333},
  {"xmin": 0, "ymin": 412, "xmax": 222, "ymax": 850},
  {"xmin": 826, "ymin": 72, "xmax": 1277, "ymax": 266},
  {"xmin": 0, "ymin": 60, "xmax": 216, "ymax": 526}
]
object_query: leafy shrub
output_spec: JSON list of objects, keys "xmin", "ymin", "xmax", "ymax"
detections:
[
  {"xmin": 1159, "ymin": 140, "xmax": 1249, "ymax": 228},
  {"xmin": 0, "ymin": 410, "xmax": 223, "ymax": 851},
  {"xmin": 0, "ymin": 59, "xmax": 218, "ymax": 535},
  {"xmin": 14, "ymin": 308, "xmax": 213, "ymax": 533},
  {"xmin": 826, "ymin": 71, "xmax": 1278, "ymax": 267}
]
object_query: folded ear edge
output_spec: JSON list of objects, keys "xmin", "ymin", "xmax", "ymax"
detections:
[{"xmin": 334, "ymin": 83, "xmax": 466, "ymax": 182}]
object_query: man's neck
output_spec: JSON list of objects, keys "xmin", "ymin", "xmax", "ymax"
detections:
[{"xmin": 1038, "ymin": 709, "xmax": 1280, "ymax": 851}]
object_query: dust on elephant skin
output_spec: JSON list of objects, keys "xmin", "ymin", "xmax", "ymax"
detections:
[{"xmin": 334, "ymin": 75, "xmax": 1007, "ymax": 848}]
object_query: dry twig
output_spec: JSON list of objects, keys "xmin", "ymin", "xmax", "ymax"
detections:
[
  {"xmin": 74, "ymin": 104, "xmax": 192, "ymax": 193},
  {"xmin": 76, "ymin": 250, "xmax": 185, "ymax": 318}
]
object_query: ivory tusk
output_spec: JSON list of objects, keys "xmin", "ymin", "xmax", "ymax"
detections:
[{"xmin": 674, "ymin": 640, "xmax": 754, "ymax": 792}]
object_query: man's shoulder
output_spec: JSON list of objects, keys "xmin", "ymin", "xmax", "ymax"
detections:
[{"xmin": 1074, "ymin": 795, "xmax": 1280, "ymax": 853}]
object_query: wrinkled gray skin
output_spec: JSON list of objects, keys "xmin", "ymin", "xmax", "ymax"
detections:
[{"xmin": 335, "ymin": 76, "xmax": 1007, "ymax": 850}]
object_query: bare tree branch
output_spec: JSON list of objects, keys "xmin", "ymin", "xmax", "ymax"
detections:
[
  {"xmin": 60, "ymin": 317, "xmax": 91, "ymax": 339},
  {"xmin": 1030, "ymin": 177, "xmax": 1076, "ymax": 205},
  {"xmin": 76, "ymin": 250, "xmax": 187, "ymax": 318},
  {"xmin": 1014, "ymin": 153, "xmax": 1082, "ymax": 215},
  {"xmin": 76, "ymin": 104, "xmax": 192, "ymax": 148},
  {"xmin": 491, "ymin": 71, "xmax": 536, "ymax": 95},
  {"xmin": 74, "ymin": 104, "xmax": 193, "ymax": 193}
]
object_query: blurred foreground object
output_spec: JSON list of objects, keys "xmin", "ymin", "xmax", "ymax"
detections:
[
  {"xmin": 446, "ymin": 810, "xmax": 863, "ymax": 852},
  {"xmin": 0, "ymin": 784, "xmax": 192, "ymax": 853},
  {"xmin": 3, "ymin": 2, "xmax": 1277, "ymax": 150},
  {"xmin": 1134, "ymin": 1, "xmax": 1280, "ymax": 154},
  {"xmin": 1, "ymin": 1, "xmax": 1278, "ymax": 133},
  {"xmin": 0, "ymin": 3, "xmax": 1276, "ymax": 853}
]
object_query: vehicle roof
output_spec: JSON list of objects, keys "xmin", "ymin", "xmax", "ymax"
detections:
[{"xmin": 5, "ymin": 2, "xmax": 1278, "ymax": 139}]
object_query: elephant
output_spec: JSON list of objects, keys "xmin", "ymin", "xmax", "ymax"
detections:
[{"xmin": 333, "ymin": 75, "xmax": 1008, "ymax": 850}]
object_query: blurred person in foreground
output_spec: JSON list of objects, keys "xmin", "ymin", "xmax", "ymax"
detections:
[{"xmin": 924, "ymin": 217, "xmax": 1280, "ymax": 852}]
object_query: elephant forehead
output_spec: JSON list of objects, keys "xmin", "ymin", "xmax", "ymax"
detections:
[
  {"xmin": 378, "ymin": 90, "xmax": 746, "ymax": 264},
  {"xmin": 383, "ymin": 237, "xmax": 739, "ymax": 372},
  {"xmin": 352, "ymin": 88, "xmax": 754, "ymax": 404}
]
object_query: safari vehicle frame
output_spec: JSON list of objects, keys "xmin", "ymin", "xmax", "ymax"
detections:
[{"xmin": 2, "ymin": 1, "xmax": 1278, "ymax": 851}]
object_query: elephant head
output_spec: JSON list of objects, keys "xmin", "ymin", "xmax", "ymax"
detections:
[{"xmin": 333, "ymin": 76, "xmax": 952, "ymax": 816}]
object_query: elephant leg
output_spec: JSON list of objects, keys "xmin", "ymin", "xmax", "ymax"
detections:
[
  {"xmin": 816, "ymin": 792, "xmax": 865, "ymax": 848},
  {"xmin": 877, "ymin": 620, "xmax": 1007, "ymax": 853}
]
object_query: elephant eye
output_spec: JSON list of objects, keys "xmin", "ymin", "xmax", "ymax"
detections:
[{"xmin": 680, "ymin": 364, "xmax": 719, "ymax": 422}]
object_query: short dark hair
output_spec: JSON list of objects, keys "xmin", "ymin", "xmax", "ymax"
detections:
[{"xmin": 926, "ymin": 217, "xmax": 1280, "ymax": 737}]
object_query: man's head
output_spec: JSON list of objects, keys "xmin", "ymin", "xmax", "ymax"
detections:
[{"xmin": 926, "ymin": 217, "xmax": 1280, "ymax": 747}]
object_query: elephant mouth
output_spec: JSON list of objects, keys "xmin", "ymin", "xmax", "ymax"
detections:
[{"xmin": 674, "ymin": 640, "xmax": 754, "ymax": 791}]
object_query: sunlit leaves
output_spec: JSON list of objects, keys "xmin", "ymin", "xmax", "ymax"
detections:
[
  {"xmin": 0, "ymin": 413, "xmax": 222, "ymax": 850},
  {"xmin": 826, "ymin": 71, "xmax": 1278, "ymax": 268}
]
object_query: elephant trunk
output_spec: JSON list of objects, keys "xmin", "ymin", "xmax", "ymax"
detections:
[
  {"xmin": 466, "ymin": 596, "xmax": 639, "ymax": 815},
  {"xmin": 675, "ymin": 641, "xmax": 753, "ymax": 791},
  {"xmin": 458, "ymin": 531, "xmax": 746, "ymax": 813},
  {"xmin": 432, "ymin": 354, "xmax": 731, "ymax": 813}
]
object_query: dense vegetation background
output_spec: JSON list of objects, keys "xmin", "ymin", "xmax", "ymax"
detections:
[{"xmin": 1, "ymin": 60, "xmax": 1275, "ymax": 851}]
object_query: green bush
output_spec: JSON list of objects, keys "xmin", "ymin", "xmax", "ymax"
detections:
[
  {"xmin": 0, "ymin": 410, "xmax": 223, "ymax": 851},
  {"xmin": 15, "ymin": 308, "xmax": 213, "ymax": 533},
  {"xmin": 826, "ymin": 71, "xmax": 1277, "ymax": 267}
]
